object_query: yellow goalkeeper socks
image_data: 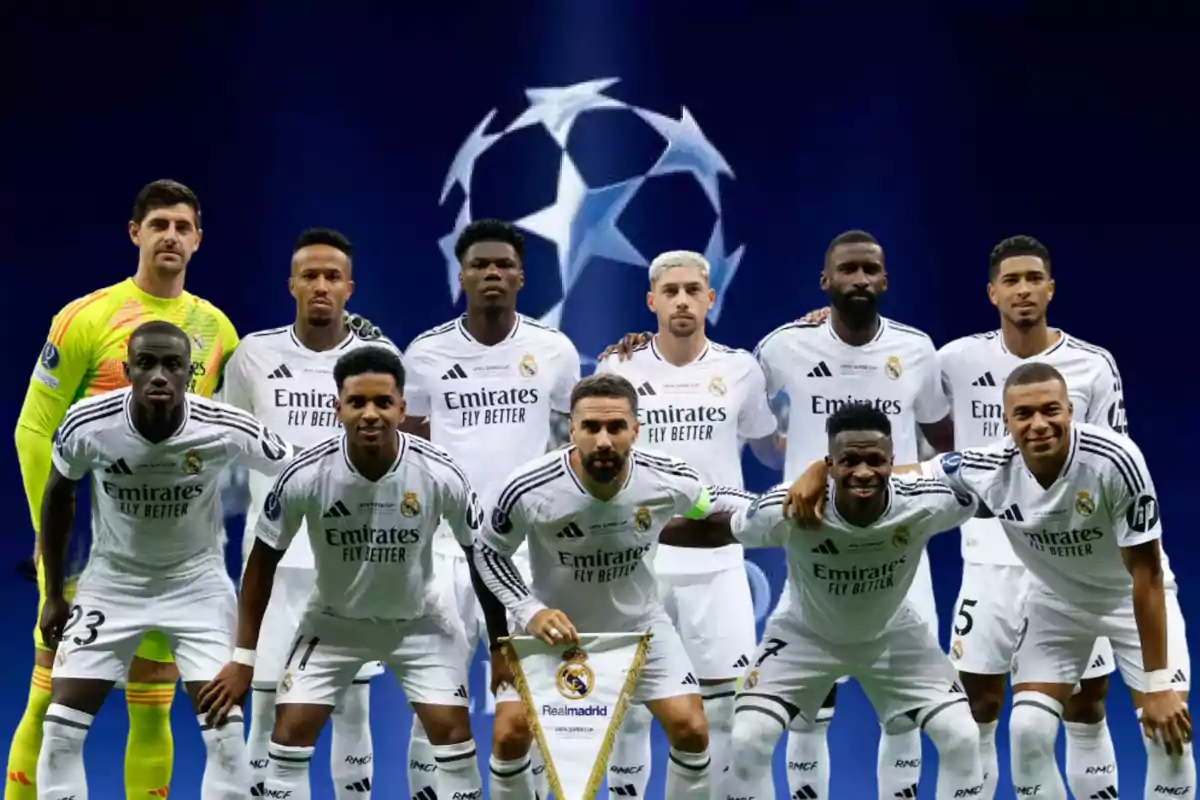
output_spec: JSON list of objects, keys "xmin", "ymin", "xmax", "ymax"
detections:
[
  {"xmin": 5, "ymin": 666, "xmax": 52, "ymax": 800},
  {"xmin": 124, "ymin": 682, "xmax": 175, "ymax": 799}
]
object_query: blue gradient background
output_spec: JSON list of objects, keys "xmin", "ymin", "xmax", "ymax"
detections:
[{"xmin": 1, "ymin": 4, "xmax": 1194, "ymax": 798}]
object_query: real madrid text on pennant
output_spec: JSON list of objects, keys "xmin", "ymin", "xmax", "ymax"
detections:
[{"xmin": 502, "ymin": 633, "xmax": 651, "ymax": 800}]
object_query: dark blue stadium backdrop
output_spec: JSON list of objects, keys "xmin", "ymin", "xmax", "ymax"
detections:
[{"xmin": 1, "ymin": 4, "xmax": 1190, "ymax": 797}]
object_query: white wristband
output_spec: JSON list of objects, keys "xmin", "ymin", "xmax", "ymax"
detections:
[
  {"xmin": 232, "ymin": 647, "xmax": 256, "ymax": 667},
  {"xmin": 1145, "ymin": 668, "xmax": 1173, "ymax": 693}
]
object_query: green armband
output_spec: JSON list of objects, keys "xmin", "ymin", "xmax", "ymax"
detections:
[{"xmin": 682, "ymin": 486, "xmax": 712, "ymax": 520}]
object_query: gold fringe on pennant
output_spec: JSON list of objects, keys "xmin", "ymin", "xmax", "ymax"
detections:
[{"xmin": 503, "ymin": 633, "xmax": 653, "ymax": 800}]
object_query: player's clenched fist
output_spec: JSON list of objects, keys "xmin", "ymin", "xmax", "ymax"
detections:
[
  {"xmin": 38, "ymin": 594, "xmax": 70, "ymax": 650},
  {"xmin": 527, "ymin": 608, "xmax": 579, "ymax": 646},
  {"xmin": 197, "ymin": 661, "xmax": 253, "ymax": 727},
  {"xmin": 1141, "ymin": 688, "xmax": 1193, "ymax": 756}
]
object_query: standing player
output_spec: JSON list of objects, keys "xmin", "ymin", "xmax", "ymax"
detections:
[
  {"xmin": 35, "ymin": 321, "xmax": 293, "ymax": 799},
  {"xmin": 220, "ymin": 229, "xmax": 399, "ymax": 797},
  {"xmin": 473, "ymin": 373, "xmax": 739, "ymax": 800},
  {"xmin": 594, "ymin": 250, "xmax": 776, "ymax": 796},
  {"xmin": 788, "ymin": 363, "xmax": 1194, "ymax": 799},
  {"xmin": 9, "ymin": 180, "xmax": 238, "ymax": 800},
  {"xmin": 200, "ymin": 346, "xmax": 485, "ymax": 800},
  {"xmin": 721, "ymin": 403, "xmax": 984, "ymax": 799},
  {"xmin": 401, "ymin": 219, "xmax": 580, "ymax": 796},
  {"xmin": 938, "ymin": 235, "xmax": 1125, "ymax": 798}
]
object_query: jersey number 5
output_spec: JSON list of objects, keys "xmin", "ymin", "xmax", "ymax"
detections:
[
  {"xmin": 63, "ymin": 605, "xmax": 107, "ymax": 646},
  {"xmin": 953, "ymin": 598, "xmax": 977, "ymax": 636}
]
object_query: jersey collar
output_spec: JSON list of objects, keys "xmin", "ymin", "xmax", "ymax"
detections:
[
  {"xmin": 649, "ymin": 335, "xmax": 709, "ymax": 364},
  {"xmin": 340, "ymin": 431, "xmax": 406, "ymax": 481},
  {"xmin": 824, "ymin": 316, "xmax": 887, "ymax": 346},
  {"xmin": 823, "ymin": 478, "xmax": 894, "ymax": 528},
  {"xmin": 998, "ymin": 328, "xmax": 1068, "ymax": 358},
  {"xmin": 456, "ymin": 314, "xmax": 521, "ymax": 345},
  {"xmin": 123, "ymin": 389, "xmax": 191, "ymax": 444},
  {"xmin": 288, "ymin": 326, "xmax": 357, "ymax": 353}
]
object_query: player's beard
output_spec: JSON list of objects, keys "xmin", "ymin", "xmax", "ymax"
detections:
[
  {"xmin": 582, "ymin": 448, "xmax": 626, "ymax": 484},
  {"xmin": 829, "ymin": 289, "xmax": 878, "ymax": 327}
]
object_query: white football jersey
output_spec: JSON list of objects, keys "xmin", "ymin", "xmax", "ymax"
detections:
[
  {"xmin": 51, "ymin": 388, "xmax": 292, "ymax": 591},
  {"xmin": 403, "ymin": 314, "xmax": 580, "ymax": 511},
  {"xmin": 221, "ymin": 325, "xmax": 401, "ymax": 570},
  {"xmin": 255, "ymin": 432, "xmax": 482, "ymax": 620},
  {"xmin": 939, "ymin": 330, "xmax": 1127, "ymax": 565},
  {"xmin": 474, "ymin": 447, "xmax": 711, "ymax": 632},
  {"xmin": 594, "ymin": 338, "xmax": 777, "ymax": 488},
  {"xmin": 923, "ymin": 422, "xmax": 1173, "ymax": 610},
  {"xmin": 733, "ymin": 477, "xmax": 975, "ymax": 643},
  {"xmin": 755, "ymin": 317, "xmax": 949, "ymax": 480}
]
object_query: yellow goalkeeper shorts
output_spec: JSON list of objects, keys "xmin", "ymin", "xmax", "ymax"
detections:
[{"xmin": 34, "ymin": 556, "xmax": 174, "ymax": 663}]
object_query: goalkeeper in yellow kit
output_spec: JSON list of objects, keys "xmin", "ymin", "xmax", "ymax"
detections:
[{"xmin": 6, "ymin": 179, "xmax": 238, "ymax": 800}]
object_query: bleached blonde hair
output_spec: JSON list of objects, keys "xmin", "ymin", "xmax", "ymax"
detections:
[{"xmin": 648, "ymin": 250, "xmax": 710, "ymax": 287}]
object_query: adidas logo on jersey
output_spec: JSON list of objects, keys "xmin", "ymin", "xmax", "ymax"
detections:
[
  {"xmin": 636, "ymin": 381, "xmax": 656, "ymax": 396},
  {"xmin": 442, "ymin": 363, "xmax": 468, "ymax": 380},
  {"xmin": 454, "ymin": 685, "xmax": 468, "ymax": 699},
  {"xmin": 610, "ymin": 785, "xmax": 639, "ymax": 797},
  {"xmin": 893, "ymin": 785, "xmax": 918, "ymax": 799},
  {"xmin": 732, "ymin": 654, "xmax": 750, "ymax": 669},
  {"xmin": 793, "ymin": 787, "xmax": 819, "ymax": 799},
  {"xmin": 999, "ymin": 504, "xmax": 1024, "ymax": 522},
  {"xmin": 681, "ymin": 672, "xmax": 698, "ymax": 686},
  {"xmin": 1088, "ymin": 788, "xmax": 1118, "ymax": 799},
  {"xmin": 972, "ymin": 372, "xmax": 997, "ymax": 387},
  {"xmin": 556, "ymin": 522, "xmax": 584, "ymax": 539},
  {"xmin": 267, "ymin": 364, "xmax": 293, "ymax": 380},
  {"xmin": 323, "ymin": 500, "xmax": 352, "ymax": 518},
  {"xmin": 103, "ymin": 458, "xmax": 133, "ymax": 475},
  {"xmin": 343, "ymin": 778, "xmax": 372, "ymax": 793},
  {"xmin": 1172, "ymin": 668, "xmax": 1187, "ymax": 684},
  {"xmin": 806, "ymin": 361, "xmax": 833, "ymax": 378},
  {"xmin": 811, "ymin": 539, "xmax": 839, "ymax": 555},
  {"xmin": 1091, "ymin": 653, "xmax": 1106, "ymax": 670}
]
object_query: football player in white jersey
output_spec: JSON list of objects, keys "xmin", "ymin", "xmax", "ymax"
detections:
[
  {"xmin": 755, "ymin": 230, "xmax": 955, "ymax": 799},
  {"xmin": 473, "ymin": 373, "xmax": 745, "ymax": 800},
  {"xmin": 594, "ymin": 250, "xmax": 776, "ymax": 796},
  {"xmin": 402, "ymin": 219, "xmax": 579, "ymax": 795},
  {"xmin": 36, "ymin": 321, "xmax": 293, "ymax": 800},
  {"xmin": 716, "ymin": 402, "xmax": 984, "ymax": 799},
  {"xmin": 787, "ymin": 362, "xmax": 1194, "ymax": 799},
  {"xmin": 200, "ymin": 346, "xmax": 485, "ymax": 800},
  {"xmin": 938, "ymin": 235, "xmax": 1126, "ymax": 798},
  {"xmin": 219, "ymin": 229, "xmax": 399, "ymax": 797}
]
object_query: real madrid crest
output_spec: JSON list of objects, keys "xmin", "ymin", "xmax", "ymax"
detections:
[
  {"xmin": 743, "ymin": 670, "xmax": 758, "ymax": 690},
  {"xmin": 1074, "ymin": 490, "xmax": 1095, "ymax": 516},
  {"xmin": 634, "ymin": 506, "xmax": 652, "ymax": 533},
  {"xmin": 401, "ymin": 491, "xmax": 421, "ymax": 517},
  {"xmin": 519, "ymin": 352, "xmax": 538, "ymax": 377},
  {"xmin": 279, "ymin": 670, "xmax": 293, "ymax": 694},
  {"xmin": 884, "ymin": 355, "xmax": 903, "ymax": 380},
  {"xmin": 555, "ymin": 647, "xmax": 594, "ymax": 700},
  {"xmin": 708, "ymin": 375, "xmax": 727, "ymax": 397},
  {"xmin": 891, "ymin": 525, "xmax": 910, "ymax": 548},
  {"xmin": 181, "ymin": 449, "xmax": 203, "ymax": 475},
  {"xmin": 950, "ymin": 639, "xmax": 964, "ymax": 660}
]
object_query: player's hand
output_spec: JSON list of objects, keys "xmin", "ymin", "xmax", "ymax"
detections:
[
  {"xmin": 38, "ymin": 594, "xmax": 70, "ymax": 650},
  {"xmin": 798, "ymin": 306, "xmax": 832, "ymax": 325},
  {"xmin": 197, "ymin": 662, "xmax": 253, "ymax": 727},
  {"xmin": 344, "ymin": 311, "xmax": 384, "ymax": 341},
  {"xmin": 1140, "ymin": 689, "xmax": 1192, "ymax": 756},
  {"xmin": 782, "ymin": 460, "xmax": 830, "ymax": 527},
  {"xmin": 597, "ymin": 332, "xmax": 651, "ymax": 363},
  {"xmin": 527, "ymin": 608, "xmax": 579, "ymax": 646},
  {"xmin": 490, "ymin": 645, "xmax": 516, "ymax": 695}
]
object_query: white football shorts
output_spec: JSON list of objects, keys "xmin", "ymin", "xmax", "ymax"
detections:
[
  {"xmin": 1012, "ymin": 583, "xmax": 1189, "ymax": 693},
  {"xmin": 275, "ymin": 604, "xmax": 473, "ymax": 708},
  {"xmin": 52, "ymin": 564, "xmax": 235, "ymax": 683},
  {"xmin": 951, "ymin": 563, "xmax": 1114, "ymax": 679},
  {"xmin": 658, "ymin": 560, "xmax": 757, "ymax": 680},
  {"xmin": 738, "ymin": 602, "xmax": 964, "ymax": 726},
  {"xmin": 496, "ymin": 615, "xmax": 700, "ymax": 706},
  {"xmin": 253, "ymin": 567, "xmax": 383, "ymax": 689}
]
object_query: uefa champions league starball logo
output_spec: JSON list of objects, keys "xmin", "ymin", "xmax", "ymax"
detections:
[{"xmin": 437, "ymin": 77, "xmax": 746, "ymax": 362}]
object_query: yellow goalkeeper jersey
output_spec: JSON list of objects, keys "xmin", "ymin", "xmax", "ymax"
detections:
[{"xmin": 16, "ymin": 277, "xmax": 238, "ymax": 572}]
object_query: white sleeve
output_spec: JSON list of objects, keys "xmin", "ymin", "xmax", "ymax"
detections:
[
  {"xmin": 708, "ymin": 486, "xmax": 757, "ymax": 516},
  {"xmin": 738, "ymin": 359, "xmax": 779, "ymax": 440},
  {"xmin": 50, "ymin": 415, "xmax": 94, "ymax": 481},
  {"xmin": 753, "ymin": 334, "xmax": 786, "ymax": 400},
  {"xmin": 919, "ymin": 450, "xmax": 980, "ymax": 498},
  {"xmin": 438, "ymin": 460, "xmax": 484, "ymax": 548},
  {"xmin": 936, "ymin": 344, "xmax": 955, "ymax": 403},
  {"xmin": 1106, "ymin": 438, "xmax": 1162, "ymax": 548},
  {"xmin": 402, "ymin": 342, "xmax": 433, "ymax": 417},
  {"xmin": 473, "ymin": 486, "xmax": 546, "ymax": 630},
  {"xmin": 1086, "ymin": 353, "xmax": 1129, "ymax": 435},
  {"xmin": 254, "ymin": 467, "xmax": 306, "ymax": 553},
  {"xmin": 730, "ymin": 487, "xmax": 792, "ymax": 548},
  {"xmin": 228, "ymin": 412, "xmax": 294, "ymax": 476},
  {"xmin": 218, "ymin": 347, "xmax": 254, "ymax": 412},
  {"xmin": 894, "ymin": 475, "xmax": 978, "ymax": 533},
  {"xmin": 913, "ymin": 340, "xmax": 951, "ymax": 424},
  {"xmin": 550, "ymin": 339, "xmax": 581, "ymax": 414}
]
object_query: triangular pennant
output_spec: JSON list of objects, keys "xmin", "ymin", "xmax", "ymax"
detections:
[{"xmin": 503, "ymin": 632, "xmax": 651, "ymax": 799}]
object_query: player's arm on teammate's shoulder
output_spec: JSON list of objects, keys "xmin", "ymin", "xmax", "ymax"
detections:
[
  {"xmin": 914, "ymin": 337, "xmax": 955, "ymax": 452},
  {"xmin": 343, "ymin": 310, "xmax": 386, "ymax": 341},
  {"xmin": 547, "ymin": 337, "xmax": 580, "ymax": 449},
  {"xmin": 741, "ymin": 356, "xmax": 785, "ymax": 470},
  {"xmin": 597, "ymin": 331, "xmax": 652, "ymax": 363},
  {"xmin": 396, "ymin": 339, "xmax": 432, "ymax": 438}
]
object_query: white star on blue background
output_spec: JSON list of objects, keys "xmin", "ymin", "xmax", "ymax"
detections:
[
  {"xmin": 704, "ymin": 218, "xmax": 745, "ymax": 323},
  {"xmin": 440, "ymin": 109, "xmax": 501, "ymax": 205},
  {"xmin": 636, "ymin": 105, "xmax": 734, "ymax": 214},
  {"xmin": 517, "ymin": 153, "xmax": 648, "ymax": 293},
  {"xmin": 505, "ymin": 78, "xmax": 627, "ymax": 148},
  {"xmin": 439, "ymin": 200, "xmax": 472, "ymax": 303}
]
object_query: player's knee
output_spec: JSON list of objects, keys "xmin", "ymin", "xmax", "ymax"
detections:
[
  {"xmin": 959, "ymin": 672, "xmax": 1005, "ymax": 723},
  {"xmin": 1063, "ymin": 678, "xmax": 1108, "ymax": 724},
  {"xmin": 919, "ymin": 702, "xmax": 979, "ymax": 762},
  {"xmin": 662, "ymin": 706, "xmax": 708, "ymax": 752},
  {"xmin": 1009, "ymin": 691, "xmax": 1062, "ymax": 759},
  {"xmin": 492, "ymin": 703, "xmax": 533, "ymax": 759},
  {"xmin": 729, "ymin": 708, "xmax": 783, "ymax": 781},
  {"xmin": 416, "ymin": 706, "xmax": 472, "ymax": 745},
  {"xmin": 270, "ymin": 703, "xmax": 326, "ymax": 748}
]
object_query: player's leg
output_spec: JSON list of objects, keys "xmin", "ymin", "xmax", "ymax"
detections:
[
  {"xmin": 1062, "ymin": 638, "xmax": 1119, "ymax": 800},
  {"xmin": 490, "ymin": 682, "xmax": 537, "ymax": 800},
  {"xmin": 391, "ymin": 613, "xmax": 483, "ymax": 799},
  {"xmin": 6, "ymin": 564, "xmax": 72, "ymax": 800},
  {"xmin": 1108, "ymin": 589, "xmax": 1194, "ymax": 799},
  {"xmin": 1008, "ymin": 587, "xmax": 1093, "ymax": 800},
  {"xmin": 125, "ymin": 639, "xmax": 178, "ymax": 799},
  {"xmin": 330, "ymin": 664, "xmax": 379, "ymax": 798},
  {"xmin": 875, "ymin": 551, "xmax": 938, "ymax": 800},
  {"xmin": 950, "ymin": 563, "xmax": 1028, "ymax": 799}
]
